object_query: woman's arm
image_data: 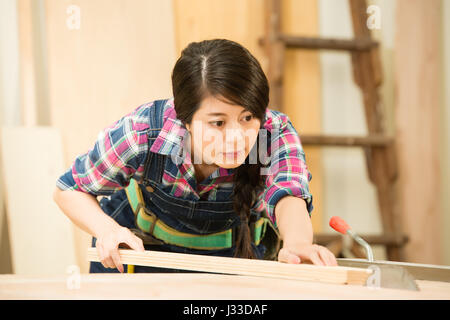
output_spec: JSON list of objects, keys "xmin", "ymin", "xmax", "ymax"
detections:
[
  {"xmin": 53, "ymin": 103, "xmax": 154, "ymax": 272},
  {"xmin": 53, "ymin": 188, "xmax": 121, "ymax": 239},
  {"xmin": 53, "ymin": 188, "xmax": 144, "ymax": 273},
  {"xmin": 275, "ymin": 195, "xmax": 312, "ymax": 246},
  {"xmin": 275, "ymin": 195, "xmax": 338, "ymax": 266}
]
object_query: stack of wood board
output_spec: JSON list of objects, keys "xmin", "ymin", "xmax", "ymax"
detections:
[{"xmin": 87, "ymin": 248, "xmax": 372, "ymax": 285}]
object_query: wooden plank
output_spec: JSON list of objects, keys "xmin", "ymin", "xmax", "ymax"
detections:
[
  {"xmin": 0, "ymin": 0, "xmax": 18, "ymax": 275},
  {"xmin": 394, "ymin": 0, "xmax": 442, "ymax": 264},
  {"xmin": 281, "ymin": 0, "xmax": 323, "ymax": 233},
  {"xmin": 0, "ymin": 127, "xmax": 77, "ymax": 275},
  {"xmin": 300, "ymin": 134, "xmax": 394, "ymax": 147},
  {"xmin": 314, "ymin": 233, "xmax": 408, "ymax": 247},
  {"xmin": 86, "ymin": 248, "xmax": 372, "ymax": 286},
  {"xmin": 18, "ymin": 0, "xmax": 49, "ymax": 127},
  {"xmin": 17, "ymin": 0, "xmax": 38, "ymax": 127},
  {"xmin": 1, "ymin": 273, "xmax": 450, "ymax": 300},
  {"xmin": 262, "ymin": 0, "xmax": 285, "ymax": 110},
  {"xmin": 43, "ymin": 0, "xmax": 177, "ymax": 273},
  {"xmin": 260, "ymin": 35, "xmax": 379, "ymax": 51}
]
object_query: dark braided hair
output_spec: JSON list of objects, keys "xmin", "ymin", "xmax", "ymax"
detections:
[{"xmin": 171, "ymin": 39, "xmax": 269, "ymax": 259}]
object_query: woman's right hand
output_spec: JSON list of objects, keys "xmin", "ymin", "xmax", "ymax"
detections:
[{"xmin": 95, "ymin": 225, "xmax": 145, "ymax": 273}]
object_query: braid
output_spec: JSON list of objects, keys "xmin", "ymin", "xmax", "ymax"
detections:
[{"xmin": 232, "ymin": 139, "xmax": 265, "ymax": 259}]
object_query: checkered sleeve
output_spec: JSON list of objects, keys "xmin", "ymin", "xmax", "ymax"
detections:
[
  {"xmin": 55, "ymin": 103, "xmax": 153, "ymax": 196},
  {"xmin": 262, "ymin": 112, "xmax": 313, "ymax": 227}
]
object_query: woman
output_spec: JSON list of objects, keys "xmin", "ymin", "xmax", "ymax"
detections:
[{"xmin": 53, "ymin": 39, "xmax": 337, "ymax": 273}]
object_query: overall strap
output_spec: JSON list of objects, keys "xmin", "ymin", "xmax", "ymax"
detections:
[{"xmin": 142, "ymin": 99, "xmax": 169, "ymax": 185}]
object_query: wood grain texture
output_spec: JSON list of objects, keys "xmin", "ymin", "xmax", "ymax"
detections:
[
  {"xmin": 394, "ymin": 0, "xmax": 442, "ymax": 264},
  {"xmin": 87, "ymin": 248, "xmax": 371, "ymax": 285},
  {"xmin": 281, "ymin": 0, "xmax": 322, "ymax": 232},
  {"xmin": 1, "ymin": 273, "xmax": 449, "ymax": 299}
]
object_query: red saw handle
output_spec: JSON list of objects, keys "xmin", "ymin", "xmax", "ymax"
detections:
[{"xmin": 329, "ymin": 216, "xmax": 351, "ymax": 235}]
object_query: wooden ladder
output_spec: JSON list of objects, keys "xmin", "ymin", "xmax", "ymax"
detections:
[{"xmin": 259, "ymin": 0, "xmax": 407, "ymax": 261}]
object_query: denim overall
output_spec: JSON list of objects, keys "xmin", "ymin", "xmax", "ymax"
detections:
[{"xmin": 89, "ymin": 99, "xmax": 268, "ymax": 273}]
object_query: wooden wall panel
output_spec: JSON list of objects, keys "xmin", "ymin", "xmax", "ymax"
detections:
[
  {"xmin": 281, "ymin": 0, "xmax": 322, "ymax": 232},
  {"xmin": 44, "ymin": 0, "xmax": 176, "ymax": 272},
  {"xmin": 173, "ymin": 0, "xmax": 323, "ymax": 232},
  {"xmin": 0, "ymin": 127, "xmax": 77, "ymax": 275},
  {"xmin": 0, "ymin": 0, "xmax": 20, "ymax": 275},
  {"xmin": 173, "ymin": 0, "xmax": 267, "ymax": 66},
  {"xmin": 394, "ymin": 0, "xmax": 442, "ymax": 264},
  {"xmin": 17, "ymin": 0, "xmax": 38, "ymax": 127}
]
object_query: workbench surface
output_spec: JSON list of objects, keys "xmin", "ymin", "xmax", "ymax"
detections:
[{"xmin": 1, "ymin": 273, "xmax": 449, "ymax": 299}]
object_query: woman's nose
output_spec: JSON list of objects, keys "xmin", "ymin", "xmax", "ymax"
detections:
[{"xmin": 224, "ymin": 125, "xmax": 245, "ymax": 148}]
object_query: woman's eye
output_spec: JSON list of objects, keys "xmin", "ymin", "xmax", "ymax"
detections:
[
  {"xmin": 210, "ymin": 121, "xmax": 224, "ymax": 127},
  {"xmin": 243, "ymin": 115, "xmax": 253, "ymax": 122}
]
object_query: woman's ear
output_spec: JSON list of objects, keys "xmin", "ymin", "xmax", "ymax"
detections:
[{"xmin": 184, "ymin": 122, "xmax": 191, "ymax": 132}]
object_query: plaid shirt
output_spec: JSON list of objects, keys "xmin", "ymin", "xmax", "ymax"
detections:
[{"xmin": 56, "ymin": 98, "xmax": 313, "ymax": 226}]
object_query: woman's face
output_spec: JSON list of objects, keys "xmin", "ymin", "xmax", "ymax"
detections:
[{"xmin": 184, "ymin": 95, "xmax": 262, "ymax": 169}]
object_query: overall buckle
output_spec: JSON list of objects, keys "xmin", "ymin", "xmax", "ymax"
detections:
[{"xmin": 134, "ymin": 202, "xmax": 163, "ymax": 243}]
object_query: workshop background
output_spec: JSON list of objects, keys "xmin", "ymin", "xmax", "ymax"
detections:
[{"xmin": 0, "ymin": 0, "xmax": 448, "ymax": 275}]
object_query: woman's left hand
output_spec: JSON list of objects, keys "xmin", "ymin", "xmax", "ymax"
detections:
[{"xmin": 278, "ymin": 243, "xmax": 338, "ymax": 266}]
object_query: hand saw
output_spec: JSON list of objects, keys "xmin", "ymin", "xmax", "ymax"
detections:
[{"xmin": 330, "ymin": 216, "xmax": 450, "ymax": 291}]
